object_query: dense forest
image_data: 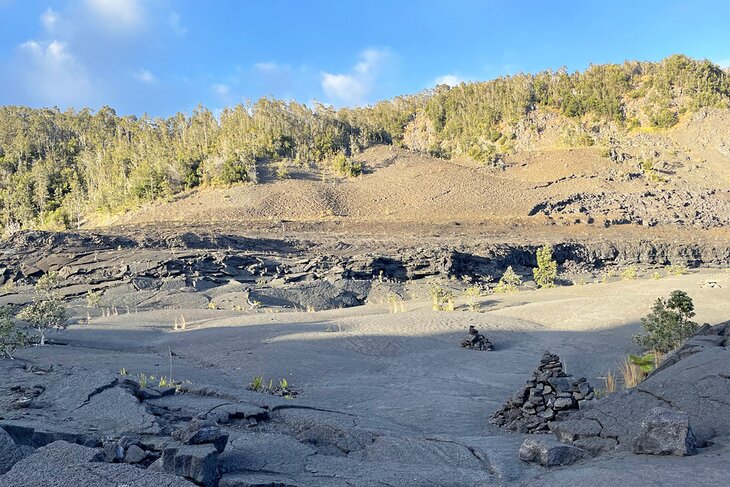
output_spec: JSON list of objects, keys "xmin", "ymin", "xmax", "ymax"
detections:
[{"xmin": 0, "ymin": 54, "xmax": 728, "ymax": 232}]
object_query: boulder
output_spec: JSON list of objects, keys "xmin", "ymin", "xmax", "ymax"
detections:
[
  {"xmin": 518, "ymin": 437, "xmax": 590, "ymax": 467},
  {"xmin": 631, "ymin": 407, "xmax": 697, "ymax": 456},
  {"xmin": 172, "ymin": 419, "xmax": 229, "ymax": 453},
  {"xmin": 124, "ymin": 444, "xmax": 147, "ymax": 464},
  {"xmin": 162, "ymin": 442, "xmax": 220, "ymax": 487}
]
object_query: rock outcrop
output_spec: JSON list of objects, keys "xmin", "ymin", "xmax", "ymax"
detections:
[
  {"xmin": 490, "ymin": 351, "xmax": 594, "ymax": 433},
  {"xmin": 0, "ymin": 441, "xmax": 194, "ymax": 487},
  {"xmin": 1, "ymin": 230, "xmax": 728, "ymax": 312},
  {"xmin": 547, "ymin": 321, "xmax": 730, "ymax": 454}
]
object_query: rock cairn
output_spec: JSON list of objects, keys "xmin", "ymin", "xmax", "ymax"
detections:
[
  {"xmin": 490, "ymin": 351, "xmax": 594, "ymax": 433},
  {"xmin": 460, "ymin": 326, "xmax": 494, "ymax": 351}
]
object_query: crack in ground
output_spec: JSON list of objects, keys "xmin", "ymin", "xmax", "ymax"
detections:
[
  {"xmin": 636, "ymin": 388, "xmax": 678, "ymax": 409},
  {"xmin": 75, "ymin": 379, "xmax": 120, "ymax": 410},
  {"xmin": 270, "ymin": 404, "xmax": 358, "ymax": 417}
]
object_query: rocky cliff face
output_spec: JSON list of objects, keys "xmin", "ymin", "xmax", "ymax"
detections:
[{"xmin": 0, "ymin": 230, "xmax": 727, "ymax": 312}]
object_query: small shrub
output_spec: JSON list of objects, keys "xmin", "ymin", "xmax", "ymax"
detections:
[
  {"xmin": 651, "ymin": 271, "xmax": 662, "ymax": 280},
  {"xmin": 628, "ymin": 353, "xmax": 657, "ymax": 374},
  {"xmin": 332, "ymin": 153, "xmax": 362, "ymax": 177},
  {"xmin": 430, "ymin": 284, "xmax": 454, "ymax": 312},
  {"xmin": 0, "ymin": 307, "xmax": 28, "ymax": 359},
  {"xmin": 649, "ymin": 108, "xmax": 678, "ymax": 128},
  {"xmin": 621, "ymin": 266, "xmax": 638, "ymax": 280},
  {"xmin": 173, "ymin": 315, "xmax": 187, "ymax": 331},
  {"xmin": 634, "ymin": 290, "xmax": 698, "ymax": 353},
  {"xmin": 1, "ymin": 281, "xmax": 17, "ymax": 293},
  {"xmin": 17, "ymin": 300, "xmax": 68, "ymax": 346},
  {"xmin": 386, "ymin": 293, "xmax": 404, "ymax": 313},
  {"xmin": 220, "ymin": 157, "xmax": 251, "ymax": 184},
  {"xmin": 641, "ymin": 160, "xmax": 664, "ymax": 182},
  {"xmin": 464, "ymin": 286, "xmax": 481, "ymax": 312},
  {"xmin": 86, "ymin": 290, "xmax": 102, "ymax": 309},
  {"xmin": 533, "ymin": 245, "xmax": 557, "ymax": 288},
  {"xmin": 494, "ymin": 266, "xmax": 522, "ymax": 293},
  {"xmin": 249, "ymin": 375, "xmax": 264, "ymax": 392},
  {"xmin": 248, "ymin": 375, "xmax": 295, "ymax": 398},
  {"xmin": 36, "ymin": 272, "xmax": 62, "ymax": 298},
  {"xmin": 275, "ymin": 160, "xmax": 290, "ymax": 180},
  {"xmin": 667, "ymin": 264, "xmax": 689, "ymax": 276}
]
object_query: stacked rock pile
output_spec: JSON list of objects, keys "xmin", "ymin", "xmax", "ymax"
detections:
[
  {"xmin": 490, "ymin": 351, "xmax": 594, "ymax": 433},
  {"xmin": 460, "ymin": 326, "xmax": 494, "ymax": 351}
]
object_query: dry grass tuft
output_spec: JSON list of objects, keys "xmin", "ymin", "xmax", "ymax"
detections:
[
  {"xmin": 620, "ymin": 358, "xmax": 644, "ymax": 389},
  {"xmin": 605, "ymin": 370, "xmax": 617, "ymax": 393}
]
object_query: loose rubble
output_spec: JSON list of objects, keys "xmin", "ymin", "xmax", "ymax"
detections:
[
  {"xmin": 460, "ymin": 325, "xmax": 494, "ymax": 351},
  {"xmin": 490, "ymin": 351, "xmax": 594, "ymax": 433}
]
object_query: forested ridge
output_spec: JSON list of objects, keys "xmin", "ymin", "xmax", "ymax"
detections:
[{"xmin": 1, "ymin": 54, "xmax": 728, "ymax": 232}]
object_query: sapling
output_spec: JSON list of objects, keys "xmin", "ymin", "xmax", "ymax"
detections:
[{"xmin": 0, "ymin": 307, "xmax": 28, "ymax": 359}]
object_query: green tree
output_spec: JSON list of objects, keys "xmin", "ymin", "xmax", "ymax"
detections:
[
  {"xmin": 332, "ymin": 153, "xmax": 362, "ymax": 177},
  {"xmin": 17, "ymin": 272, "xmax": 68, "ymax": 346},
  {"xmin": 635, "ymin": 290, "xmax": 698, "ymax": 353},
  {"xmin": 0, "ymin": 307, "xmax": 28, "ymax": 359},
  {"xmin": 533, "ymin": 245, "xmax": 558, "ymax": 288}
]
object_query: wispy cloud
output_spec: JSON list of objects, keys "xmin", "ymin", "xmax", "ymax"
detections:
[
  {"xmin": 41, "ymin": 8, "xmax": 59, "ymax": 31},
  {"xmin": 321, "ymin": 48, "xmax": 393, "ymax": 106},
  {"xmin": 254, "ymin": 61, "xmax": 288, "ymax": 74},
  {"xmin": 85, "ymin": 0, "xmax": 144, "ymax": 31},
  {"xmin": 716, "ymin": 58, "xmax": 730, "ymax": 69},
  {"xmin": 433, "ymin": 74, "xmax": 463, "ymax": 87},
  {"xmin": 15, "ymin": 40, "xmax": 94, "ymax": 106},
  {"xmin": 212, "ymin": 83, "xmax": 230, "ymax": 96},
  {"xmin": 168, "ymin": 12, "xmax": 187, "ymax": 36},
  {"xmin": 135, "ymin": 68, "xmax": 156, "ymax": 84}
]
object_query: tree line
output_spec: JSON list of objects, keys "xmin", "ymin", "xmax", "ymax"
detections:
[{"xmin": 0, "ymin": 54, "xmax": 728, "ymax": 232}]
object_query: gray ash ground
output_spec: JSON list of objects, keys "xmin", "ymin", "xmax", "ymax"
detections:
[{"xmin": 0, "ymin": 230, "xmax": 729, "ymax": 486}]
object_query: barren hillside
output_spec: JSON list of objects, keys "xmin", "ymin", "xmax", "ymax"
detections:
[{"xmin": 109, "ymin": 110, "xmax": 730, "ymax": 238}]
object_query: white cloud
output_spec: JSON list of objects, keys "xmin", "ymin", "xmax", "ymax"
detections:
[
  {"xmin": 353, "ymin": 48, "xmax": 388, "ymax": 75},
  {"xmin": 15, "ymin": 39, "xmax": 94, "ymax": 106},
  {"xmin": 716, "ymin": 58, "xmax": 730, "ymax": 69},
  {"xmin": 433, "ymin": 74, "xmax": 463, "ymax": 86},
  {"xmin": 135, "ymin": 68, "xmax": 156, "ymax": 84},
  {"xmin": 321, "ymin": 48, "xmax": 393, "ymax": 106},
  {"xmin": 254, "ymin": 61, "xmax": 286, "ymax": 73},
  {"xmin": 85, "ymin": 0, "xmax": 143, "ymax": 29},
  {"xmin": 41, "ymin": 8, "xmax": 59, "ymax": 31},
  {"xmin": 321, "ymin": 73, "xmax": 368, "ymax": 105},
  {"xmin": 212, "ymin": 83, "xmax": 230, "ymax": 96},
  {"xmin": 168, "ymin": 12, "xmax": 187, "ymax": 36}
]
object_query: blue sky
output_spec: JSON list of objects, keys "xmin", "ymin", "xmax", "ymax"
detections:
[{"xmin": 0, "ymin": 0, "xmax": 728, "ymax": 116}]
